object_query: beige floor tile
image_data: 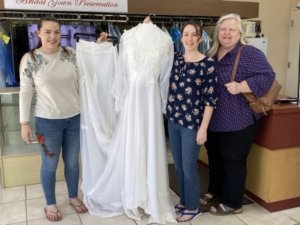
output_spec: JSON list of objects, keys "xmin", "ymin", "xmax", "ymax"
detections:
[
  {"xmin": 27, "ymin": 213, "xmax": 81, "ymax": 225},
  {"xmin": 0, "ymin": 186, "xmax": 25, "ymax": 203},
  {"xmin": 7, "ymin": 222, "xmax": 27, "ymax": 225},
  {"xmin": 237, "ymin": 204, "xmax": 297, "ymax": 225},
  {"xmin": 80, "ymin": 213, "xmax": 135, "ymax": 225},
  {"xmin": 190, "ymin": 212, "xmax": 246, "ymax": 225},
  {"xmin": 26, "ymin": 197, "xmax": 46, "ymax": 221},
  {"xmin": 236, "ymin": 203, "xmax": 275, "ymax": 214},
  {"xmin": 26, "ymin": 183, "xmax": 44, "ymax": 200},
  {"xmin": 281, "ymin": 206, "xmax": 300, "ymax": 223},
  {"xmin": 0, "ymin": 201, "xmax": 26, "ymax": 225},
  {"xmin": 54, "ymin": 180, "xmax": 69, "ymax": 196},
  {"xmin": 238, "ymin": 212, "xmax": 297, "ymax": 225},
  {"xmin": 135, "ymin": 215, "xmax": 182, "ymax": 225}
]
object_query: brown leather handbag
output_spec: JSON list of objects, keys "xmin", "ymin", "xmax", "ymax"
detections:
[{"xmin": 230, "ymin": 46, "xmax": 282, "ymax": 115}]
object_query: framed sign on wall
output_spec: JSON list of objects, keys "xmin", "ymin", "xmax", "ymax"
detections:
[{"xmin": 2, "ymin": 0, "xmax": 128, "ymax": 13}]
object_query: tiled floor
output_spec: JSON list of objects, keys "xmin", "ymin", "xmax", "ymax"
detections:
[
  {"xmin": 1, "ymin": 149, "xmax": 299, "ymax": 225},
  {"xmin": 0, "ymin": 179, "xmax": 300, "ymax": 225}
]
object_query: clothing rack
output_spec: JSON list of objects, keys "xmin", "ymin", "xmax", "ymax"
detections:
[
  {"xmin": 73, "ymin": 33, "xmax": 119, "ymax": 46},
  {"xmin": 0, "ymin": 10, "xmax": 218, "ymax": 26}
]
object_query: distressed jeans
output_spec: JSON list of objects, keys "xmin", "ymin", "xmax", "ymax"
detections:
[{"xmin": 35, "ymin": 114, "xmax": 80, "ymax": 205}]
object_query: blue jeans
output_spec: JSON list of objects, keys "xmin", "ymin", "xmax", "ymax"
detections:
[
  {"xmin": 168, "ymin": 120, "xmax": 200, "ymax": 210},
  {"xmin": 35, "ymin": 114, "xmax": 80, "ymax": 205}
]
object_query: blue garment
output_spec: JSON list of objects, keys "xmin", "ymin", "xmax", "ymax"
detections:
[
  {"xmin": 166, "ymin": 52, "xmax": 218, "ymax": 131},
  {"xmin": 168, "ymin": 120, "xmax": 200, "ymax": 210},
  {"xmin": 170, "ymin": 24, "xmax": 182, "ymax": 52},
  {"xmin": 0, "ymin": 40, "xmax": 7, "ymax": 87},
  {"xmin": 0, "ymin": 39, "xmax": 16, "ymax": 87},
  {"xmin": 35, "ymin": 114, "xmax": 80, "ymax": 205},
  {"xmin": 208, "ymin": 44, "xmax": 275, "ymax": 132}
]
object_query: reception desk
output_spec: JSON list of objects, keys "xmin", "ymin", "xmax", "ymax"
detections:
[{"xmin": 199, "ymin": 103, "xmax": 300, "ymax": 212}]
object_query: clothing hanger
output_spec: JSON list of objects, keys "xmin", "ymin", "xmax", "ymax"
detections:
[{"xmin": 73, "ymin": 32, "xmax": 118, "ymax": 46}]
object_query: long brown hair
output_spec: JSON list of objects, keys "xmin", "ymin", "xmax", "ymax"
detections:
[{"xmin": 29, "ymin": 16, "xmax": 69, "ymax": 61}]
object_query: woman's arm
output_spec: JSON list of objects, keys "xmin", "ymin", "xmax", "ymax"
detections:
[{"xmin": 197, "ymin": 106, "xmax": 214, "ymax": 145}]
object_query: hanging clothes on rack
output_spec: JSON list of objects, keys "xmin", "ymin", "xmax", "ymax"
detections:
[
  {"xmin": 27, "ymin": 24, "xmax": 39, "ymax": 50},
  {"xmin": 170, "ymin": 22, "xmax": 182, "ymax": 52},
  {"xmin": 0, "ymin": 30, "xmax": 16, "ymax": 87},
  {"xmin": 77, "ymin": 23, "xmax": 176, "ymax": 224},
  {"xmin": 199, "ymin": 29, "xmax": 212, "ymax": 54},
  {"xmin": 60, "ymin": 24, "xmax": 71, "ymax": 47}
]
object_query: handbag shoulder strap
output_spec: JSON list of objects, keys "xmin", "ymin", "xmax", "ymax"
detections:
[{"xmin": 230, "ymin": 45, "xmax": 245, "ymax": 81}]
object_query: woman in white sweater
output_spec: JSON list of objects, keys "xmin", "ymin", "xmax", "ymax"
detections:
[{"xmin": 19, "ymin": 16, "xmax": 88, "ymax": 222}]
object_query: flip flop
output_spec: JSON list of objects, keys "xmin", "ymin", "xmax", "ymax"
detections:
[
  {"xmin": 44, "ymin": 207, "xmax": 62, "ymax": 222},
  {"xmin": 69, "ymin": 201, "xmax": 88, "ymax": 214},
  {"xmin": 175, "ymin": 203, "xmax": 185, "ymax": 213},
  {"xmin": 176, "ymin": 208, "xmax": 202, "ymax": 222}
]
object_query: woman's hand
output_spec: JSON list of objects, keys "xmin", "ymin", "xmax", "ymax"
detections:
[
  {"xmin": 196, "ymin": 126, "xmax": 207, "ymax": 145},
  {"xmin": 224, "ymin": 81, "xmax": 241, "ymax": 95},
  {"xmin": 21, "ymin": 124, "xmax": 33, "ymax": 144},
  {"xmin": 96, "ymin": 32, "xmax": 109, "ymax": 43}
]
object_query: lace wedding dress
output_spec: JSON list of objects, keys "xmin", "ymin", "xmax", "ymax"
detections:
[{"xmin": 77, "ymin": 23, "xmax": 176, "ymax": 224}]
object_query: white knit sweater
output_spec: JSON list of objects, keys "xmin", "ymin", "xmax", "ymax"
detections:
[{"xmin": 19, "ymin": 47, "xmax": 80, "ymax": 122}]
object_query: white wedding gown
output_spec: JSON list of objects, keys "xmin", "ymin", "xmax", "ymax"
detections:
[{"xmin": 77, "ymin": 23, "xmax": 176, "ymax": 224}]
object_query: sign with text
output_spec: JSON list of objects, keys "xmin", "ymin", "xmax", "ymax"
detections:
[{"xmin": 4, "ymin": 0, "xmax": 128, "ymax": 13}]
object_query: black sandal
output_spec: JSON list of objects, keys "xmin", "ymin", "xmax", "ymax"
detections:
[
  {"xmin": 209, "ymin": 203, "xmax": 243, "ymax": 216},
  {"xmin": 199, "ymin": 193, "xmax": 218, "ymax": 207}
]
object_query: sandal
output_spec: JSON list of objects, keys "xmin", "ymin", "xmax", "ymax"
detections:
[
  {"xmin": 69, "ymin": 199, "xmax": 88, "ymax": 214},
  {"xmin": 176, "ymin": 208, "xmax": 202, "ymax": 222},
  {"xmin": 209, "ymin": 203, "xmax": 243, "ymax": 216},
  {"xmin": 175, "ymin": 203, "xmax": 185, "ymax": 213},
  {"xmin": 44, "ymin": 206, "xmax": 62, "ymax": 222},
  {"xmin": 199, "ymin": 193, "xmax": 218, "ymax": 207}
]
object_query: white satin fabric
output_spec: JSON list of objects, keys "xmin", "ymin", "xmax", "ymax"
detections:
[{"xmin": 77, "ymin": 23, "xmax": 176, "ymax": 224}]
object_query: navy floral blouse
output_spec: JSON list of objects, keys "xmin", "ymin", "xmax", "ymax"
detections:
[{"xmin": 166, "ymin": 52, "xmax": 218, "ymax": 130}]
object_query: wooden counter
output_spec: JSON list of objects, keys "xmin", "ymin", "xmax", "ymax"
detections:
[{"xmin": 255, "ymin": 103, "xmax": 300, "ymax": 149}]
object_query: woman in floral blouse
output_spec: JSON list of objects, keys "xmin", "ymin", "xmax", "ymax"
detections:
[{"xmin": 166, "ymin": 20, "xmax": 218, "ymax": 222}]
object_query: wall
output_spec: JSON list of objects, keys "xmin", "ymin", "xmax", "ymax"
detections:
[
  {"xmin": 128, "ymin": 0, "xmax": 258, "ymax": 18},
  {"xmin": 225, "ymin": 0, "xmax": 292, "ymax": 95}
]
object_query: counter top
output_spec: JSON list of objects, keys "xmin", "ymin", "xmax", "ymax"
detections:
[{"xmin": 255, "ymin": 103, "xmax": 300, "ymax": 150}]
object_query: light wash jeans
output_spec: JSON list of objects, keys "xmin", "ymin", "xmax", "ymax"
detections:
[
  {"xmin": 35, "ymin": 114, "xmax": 80, "ymax": 205},
  {"xmin": 168, "ymin": 120, "xmax": 200, "ymax": 210}
]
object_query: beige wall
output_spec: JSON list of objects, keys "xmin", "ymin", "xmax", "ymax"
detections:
[{"xmin": 225, "ymin": 0, "xmax": 293, "ymax": 95}]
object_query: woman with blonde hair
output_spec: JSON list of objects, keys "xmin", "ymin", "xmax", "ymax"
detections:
[{"xmin": 200, "ymin": 13, "xmax": 276, "ymax": 215}]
